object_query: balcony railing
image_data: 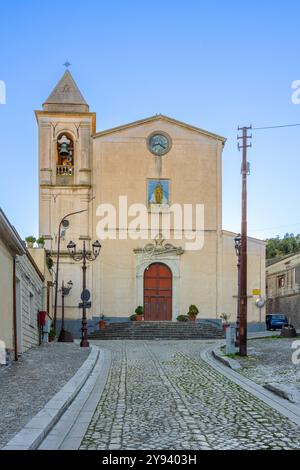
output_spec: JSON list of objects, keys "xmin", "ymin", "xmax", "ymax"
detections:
[
  {"xmin": 56, "ymin": 165, "xmax": 74, "ymax": 176},
  {"xmin": 268, "ymin": 284, "xmax": 300, "ymax": 299}
]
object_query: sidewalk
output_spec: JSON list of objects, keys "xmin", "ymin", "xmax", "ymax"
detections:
[
  {"xmin": 204, "ymin": 331, "xmax": 300, "ymax": 427},
  {"xmin": 0, "ymin": 342, "xmax": 90, "ymax": 448},
  {"xmin": 236, "ymin": 336, "xmax": 300, "ymax": 403}
]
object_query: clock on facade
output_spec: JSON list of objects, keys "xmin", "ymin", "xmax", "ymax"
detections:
[{"xmin": 148, "ymin": 132, "xmax": 171, "ymax": 156}]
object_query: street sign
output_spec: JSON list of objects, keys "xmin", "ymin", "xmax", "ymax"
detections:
[
  {"xmin": 252, "ymin": 289, "xmax": 261, "ymax": 296},
  {"xmin": 78, "ymin": 301, "xmax": 92, "ymax": 309},
  {"xmin": 81, "ymin": 289, "xmax": 91, "ymax": 302}
]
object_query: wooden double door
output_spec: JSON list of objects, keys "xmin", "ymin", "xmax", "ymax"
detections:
[{"xmin": 144, "ymin": 263, "xmax": 172, "ymax": 321}]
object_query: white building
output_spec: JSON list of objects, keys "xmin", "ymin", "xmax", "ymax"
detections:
[{"xmin": 0, "ymin": 209, "xmax": 45, "ymax": 362}]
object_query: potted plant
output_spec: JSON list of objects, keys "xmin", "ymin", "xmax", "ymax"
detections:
[
  {"xmin": 99, "ymin": 315, "xmax": 106, "ymax": 329},
  {"xmin": 130, "ymin": 314, "xmax": 137, "ymax": 321},
  {"xmin": 46, "ymin": 255, "xmax": 54, "ymax": 271},
  {"xmin": 177, "ymin": 315, "xmax": 189, "ymax": 322},
  {"xmin": 135, "ymin": 306, "xmax": 144, "ymax": 321},
  {"xmin": 49, "ymin": 324, "xmax": 56, "ymax": 342},
  {"xmin": 187, "ymin": 305, "xmax": 199, "ymax": 322},
  {"xmin": 36, "ymin": 236, "xmax": 45, "ymax": 248},
  {"xmin": 281, "ymin": 319, "xmax": 297, "ymax": 338},
  {"xmin": 220, "ymin": 313, "xmax": 231, "ymax": 332},
  {"xmin": 25, "ymin": 236, "xmax": 36, "ymax": 248}
]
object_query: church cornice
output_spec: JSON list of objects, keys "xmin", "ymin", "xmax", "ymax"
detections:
[
  {"xmin": 40, "ymin": 184, "xmax": 92, "ymax": 189},
  {"xmin": 93, "ymin": 114, "xmax": 226, "ymax": 143},
  {"xmin": 35, "ymin": 111, "xmax": 96, "ymax": 133}
]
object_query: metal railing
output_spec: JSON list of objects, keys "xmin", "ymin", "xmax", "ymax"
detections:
[{"xmin": 56, "ymin": 165, "xmax": 74, "ymax": 176}]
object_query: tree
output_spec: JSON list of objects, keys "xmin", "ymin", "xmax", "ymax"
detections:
[{"xmin": 265, "ymin": 233, "xmax": 300, "ymax": 260}]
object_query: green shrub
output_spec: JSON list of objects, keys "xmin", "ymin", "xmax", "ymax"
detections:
[
  {"xmin": 220, "ymin": 313, "xmax": 231, "ymax": 323},
  {"xmin": 46, "ymin": 256, "xmax": 54, "ymax": 270},
  {"xmin": 188, "ymin": 305, "xmax": 199, "ymax": 317},
  {"xmin": 25, "ymin": 236, "xmax": 36, "ymax": 244},
  {"xmin": 135, "ymin": 306, "xmax": 143, "ymax": 315},
  {"xmin": 130, "ymin": 314, "xmax": 137, "ymax": 321},
  {"xmin": 177, "ymin": 315, "xmax": 189, "ymax": 322},
  {"xmin": 49, "ymin": 325, "xmax": 56, "ymax": 337}
]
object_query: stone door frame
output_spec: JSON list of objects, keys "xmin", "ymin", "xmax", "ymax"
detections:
[{"xmin": 135, "ymin": 252, "xmax": 181, "ymax": 321}]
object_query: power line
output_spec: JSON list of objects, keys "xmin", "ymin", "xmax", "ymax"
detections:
[{"xmin": 253, "ymin": 123, "xmax": 300, "ymax": 130}]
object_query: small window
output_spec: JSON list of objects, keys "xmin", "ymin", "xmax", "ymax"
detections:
[
  {"xmin": 29, "ymin": 292, "xmax": 35, "ymax": 327},
  {"xmin": 277, "ymin": 275, "xmax": 285, "ymax": 288}
]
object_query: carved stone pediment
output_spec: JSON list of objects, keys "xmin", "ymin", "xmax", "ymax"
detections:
[{"xmin": 134, "ymin": 234, "xmax": 184, "ymax": 256}]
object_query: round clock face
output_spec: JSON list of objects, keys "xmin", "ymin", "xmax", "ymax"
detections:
[{"xmin": 148, "ymin": 133, "xmax": 171, "ymax": 156}]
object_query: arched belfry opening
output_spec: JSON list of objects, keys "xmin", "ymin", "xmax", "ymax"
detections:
[{"xmin": 56, "ymin": 132, "xmax": 74, "ymax": 181}]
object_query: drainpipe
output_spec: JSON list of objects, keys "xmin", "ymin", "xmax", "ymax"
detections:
[{"xmin": 13, "ymin": 256, "xmax": 18, "ymax": 362}]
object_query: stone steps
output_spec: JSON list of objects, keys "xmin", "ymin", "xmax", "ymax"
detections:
[{"xmin": 88, "ymin": 321, "xmax": 224, "ymax": 340}]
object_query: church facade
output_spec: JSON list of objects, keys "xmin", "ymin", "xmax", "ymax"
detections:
[{"xmin": 37, "ymin": 71, "xmax": 265, "ymax": 332}]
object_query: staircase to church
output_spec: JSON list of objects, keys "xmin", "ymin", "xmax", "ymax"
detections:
[{"xmin": 88, "ymin": 321, "xmax": 224, "ymax": 340}]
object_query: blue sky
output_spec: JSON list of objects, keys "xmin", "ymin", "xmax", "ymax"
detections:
[{"xmin": 0, "ymin": 0, "xmax": 300, "ymax": 240}]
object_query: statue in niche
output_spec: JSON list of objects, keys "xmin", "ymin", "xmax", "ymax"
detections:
[{"xmin": 148, "ymin": 179, "xmax": 169, "ymax": 208}]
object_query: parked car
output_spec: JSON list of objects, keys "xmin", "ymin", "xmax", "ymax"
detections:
[{"xmin": 266, "ymin": 314, "xmax": 288, "ymax": 331}]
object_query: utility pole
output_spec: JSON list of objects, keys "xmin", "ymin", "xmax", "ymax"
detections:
[{"xmin": 237, "ymin": 126, "xmax": 252, "ymax": 356}]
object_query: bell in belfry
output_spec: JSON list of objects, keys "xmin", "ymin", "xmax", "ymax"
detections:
[{"xmin": 58, "ymin": 135, "xmax": 71, "ymax": 156}]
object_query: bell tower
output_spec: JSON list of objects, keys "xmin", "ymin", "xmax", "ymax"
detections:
[
  {"xmin": 36, "ymin": 70, "xmax": 96, "ymax": 252},
  {"xmin": 35, "ymin": 70, "xmax": 96, "ymax": 281}
]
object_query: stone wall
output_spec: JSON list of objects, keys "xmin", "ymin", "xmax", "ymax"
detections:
[{"xmin": 267, "ymin": 294, "xmax": 300, "ymax": 327}]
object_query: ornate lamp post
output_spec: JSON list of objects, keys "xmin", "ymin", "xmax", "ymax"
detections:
[
  {"xmin": 58, "ymin": 280, "xmax": 73, "ymax": 343},
  {"xmin": 234, "ymin": 233, "xmax": 242, "ymax": 348},
  {"xmin": 67, "ymin": 240, "xmax": 101, "ymax": 347}
]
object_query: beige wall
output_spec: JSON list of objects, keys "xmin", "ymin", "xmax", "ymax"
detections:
[
  {"xmin": 267, "ymin": 252, "xmax": 300, "ymax": 299},
  {"xmin": 28, "ymin": 248, "xmax": 53, "ymax": 315},
  {"xmin": 222, "ymin": 231, "xmax": 266, "ymax": 323},
  {"xmin": 38, "ymin": 112, "xmax": 265, "ymax": 323},
  {"xmin": 15, "ymin": 254, "xmax": 43, "ymax": 353},
  {"xmin": 0, "ymin": 238, "xmax": 14, "ymax": 350}
]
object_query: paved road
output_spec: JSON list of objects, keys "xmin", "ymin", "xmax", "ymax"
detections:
[{"xmin": 80, "ymin": 340, "xmax": 300, "ymax": 450}]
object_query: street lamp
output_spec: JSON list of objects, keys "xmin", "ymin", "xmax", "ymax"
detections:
[
  {"xmin": 67, "ymin": 240, "xmax": 101, "ymax": 347},
  {"xmin": 53, "ymin": 209, "xmax": 88, "ymax": 332},
  {"xmin": 58, "ymin": 280, "xmax": 73, "ymax": 343},
  {"xmin": 234, "ymin": 234, "xmax": 242, "ymax": 347}
]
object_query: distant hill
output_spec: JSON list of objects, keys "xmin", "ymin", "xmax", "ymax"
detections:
[{"xmin": 266, "ymin": 233, "xmax": 300, "ymax": 260}]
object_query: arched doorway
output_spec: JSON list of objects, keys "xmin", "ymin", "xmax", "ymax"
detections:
[{"xmin": 144, "ymin": 263, "xmax": 172, "ymax": 321}]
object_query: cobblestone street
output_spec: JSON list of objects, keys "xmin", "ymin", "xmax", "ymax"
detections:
[{"xmin": 79, "ymin": 340, "xmax": 300, "ymax": 450}]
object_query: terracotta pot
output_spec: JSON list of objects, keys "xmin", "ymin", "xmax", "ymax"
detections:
[
  {"xmin": 188, "ymin": 315, "xmax": 196, "ymax": 323},
  {"xmin": 281, "ymin": 326, "xmax": 297, "ymax": 338},
  {"xmin": 136, "ymin": 315, "xmax": 143, "ymax": 321},
  {"xmin": 99, "ymin": 320, "xmax": 106, "ymax": 329}
]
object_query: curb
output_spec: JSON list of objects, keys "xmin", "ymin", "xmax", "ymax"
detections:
[
  {"xmin": 2, "ymin": 345, "xmax": 100, "ymax": 450},
  {"xmin": 264, "ymin": 383, "xmax": 300, "ymax": 405},
  {"xmin": 212, "ymin": 346, "xmax": 241, "ymax": 370},
  {"xmin": 201, "ymin": 344, "xmax": 300, "ymax": 427},
  {"xmin": 39, "ymin": 347, "xmax": 111, "ymax": 449}
]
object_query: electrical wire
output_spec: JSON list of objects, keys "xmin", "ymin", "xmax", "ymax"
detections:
[{"xmin": 253, "ymin": 123, "xmax": 300, "ymax": 130}]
